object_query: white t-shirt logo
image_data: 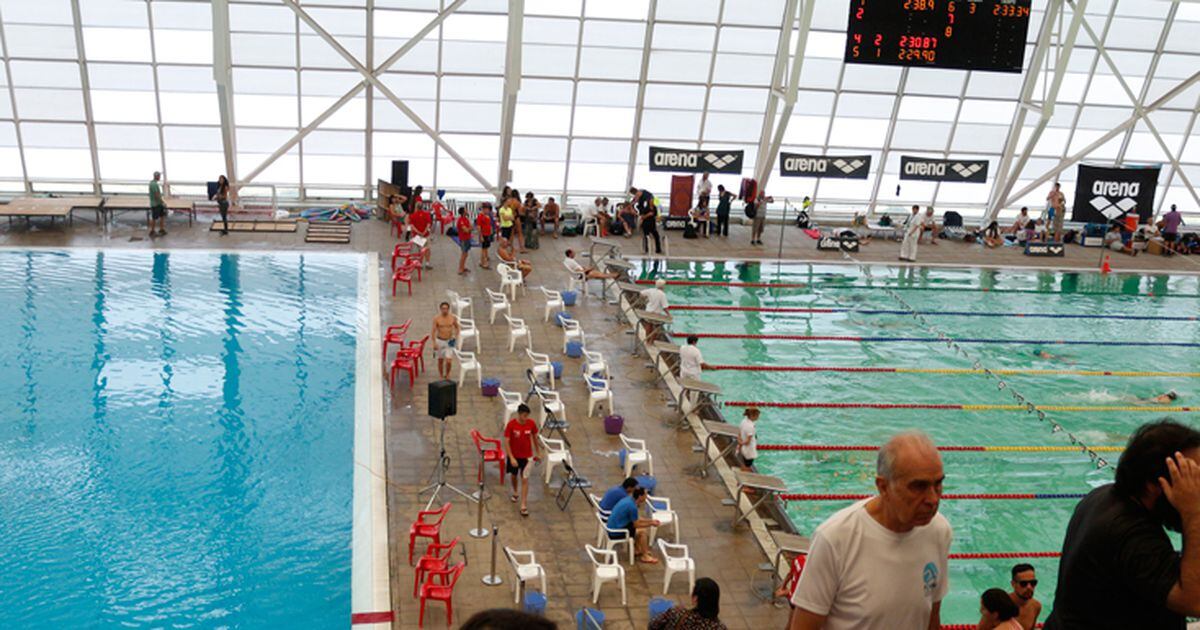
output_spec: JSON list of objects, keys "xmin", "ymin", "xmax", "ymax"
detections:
[{"xmin": 922, "ymin": 562, "xmax": 939, "ymax": 597}]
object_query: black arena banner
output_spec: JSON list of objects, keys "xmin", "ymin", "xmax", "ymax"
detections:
[
  {"xmin": 899, "ymin": 156, "xmax": 989, "ymax": 183},
  {"xmin": 1071, "ymin": 164, "xmax": 1160, "ymax": 224},
  {"xmin": 779, "ymin": 152, "xmax": 871, "ymax": 179},
  {"xmin": 648, "ymin": 146, "xmax": 744, "ymax": 174}
]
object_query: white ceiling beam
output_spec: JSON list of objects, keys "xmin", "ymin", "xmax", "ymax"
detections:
[
  {"xmin": 756, "ymin": 0, "xmax": 813, "ymax": 192},
  {"xmin": 212, "ymin": 0, "xmax": 238, "ymax": 190}
]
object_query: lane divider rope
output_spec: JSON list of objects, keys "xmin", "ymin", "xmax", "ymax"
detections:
[
  {"xmin": 637, "ymin": 278, "xmax": 1197, "ymax": 299},
  {"xmin": 758, "ymin": 444, "xmax": 1125, "ymax": 452},
  {"xmin": 782, "ymin": 493, "xmax": 1086, "ymax": 501},
  {"xmin": 725, "ymin": 401, "xmax": 1196, "ymax": 412},
  {"xmin": 668, "ymin": 304, "xmax": 1200, "ymax": 322},
  {"xmin": 681, "ymin": 332, "xmax": 1200, "ymax": 347},
  {"xmin": 705, "ymin": 365, "xmax": 1200, "ymax": 377},
  {"xmin": 949, "ymin": 552, "xmax": 1061, "ymax": 559}
]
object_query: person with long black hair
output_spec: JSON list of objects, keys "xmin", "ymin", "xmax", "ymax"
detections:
[
  {"xmin": 215, "ymin": 175, "xmax": 230, "ymax": 236},
  {"xmin": 649, "ymin": 577, "xmax": 727, "ymax": 629}
]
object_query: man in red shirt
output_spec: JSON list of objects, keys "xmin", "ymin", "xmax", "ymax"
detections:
[
  {"xmin": 475, "ymin": 203, "xmax": 495, "ymax": 270},
  {"xmin": 454, "ymin": 207, "xmax": 473, "ymax": 276},
  {"xmin": 408, "ymin": 202, "xmax": 433, "ymax": 269},
  {"xmin": 504, "ymin": 403, "xmax": 541, "ymax": 517}
]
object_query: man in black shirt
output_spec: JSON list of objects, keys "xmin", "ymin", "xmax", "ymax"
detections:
[
  {"xmin": 1045, "ymin": 419, "xmax": 1200, "ymax": 629},
  {"xmin": 714, "ymin": 185, "xmax": 733, "ymax": 237},
  {"xmin": 629, "ymin": 186, "xmax": 662, "ymax": 255}
]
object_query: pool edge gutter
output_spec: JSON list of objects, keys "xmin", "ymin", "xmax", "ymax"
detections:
[{"xmin": 351, "ymin": 251, "xmax": 392, "ymax": 628}]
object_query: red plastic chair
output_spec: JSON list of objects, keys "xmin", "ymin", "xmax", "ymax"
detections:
[
  {"xmin": 470, "ymin": 429, "xmax": 505, "ymax": 485},
  {"xmin": 408, "ymin": 502, "xmax": 451, "ymax": 565},
  {"xmin": 392, "ymin": 266, "xmax": 414, "ymax": 296},
  {"xmin": 391, "ymin": 243, "xmax": 414, "ymax": 269},
  {"xmin": 400, "ymin": 255, "xmax": 423, "ymax": 282},
  {"xmin": 412, "ymin": 536, "xmax": 460, "ymax": 597},
  {"xmin": 390, "ymin": 351, "xmax": 418, "ymax": 388},
  {"xmin": 418, "ymin": 562, "xmax": 465, "ymax": 628},
  {"xmin": 401, "ymin": 335, "xmax": 429, "ymax": 375},
  {"xmin": 383, "ymin": 320, "xmax": 412, "ymax": 363}
]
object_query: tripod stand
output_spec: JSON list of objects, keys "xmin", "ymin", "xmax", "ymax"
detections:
[{"xmin": 420, "ymin": 415, "xmax": 477, "ymax": 510}]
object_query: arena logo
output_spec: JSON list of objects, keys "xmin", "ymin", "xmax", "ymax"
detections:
[
  {"xmin": 648, "ymin": 146, "xmax": 744, "ymax": 173},
  {"xmin": 1071, "ymin": 165, "xmax": 1159, "ymax": 224},
  {"xmin": 779, "ymin": 152, "xmax": 871, "ymax": 179},
  {"xmin": 652, "ymin": 151, "xmax": 697, "ymax": 169},
  {"xmin": 703, "ymin": 153, "xmax": 739, "ymax": 169},
  {"xmin": 899, "ymin": 156, "xmax": 989, "ymax": 183}
]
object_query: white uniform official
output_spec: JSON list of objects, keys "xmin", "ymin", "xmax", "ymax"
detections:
[{"xmin": 900, "ymin": 210, "xmax": 923, "ymax": 261}]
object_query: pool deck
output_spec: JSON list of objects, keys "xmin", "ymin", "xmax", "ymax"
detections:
[{"xmin": 5, "ymin": 212, "xmax": 1200, "ymax": 629}]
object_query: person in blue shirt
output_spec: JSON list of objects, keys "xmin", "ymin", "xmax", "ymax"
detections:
[
  {"xmin": 605, "ymin": 488, "xmax": 661, "ymax": 564},
  {"xmin": 599, "ymin": 477, "xmax": 639, "ymax": 512}
]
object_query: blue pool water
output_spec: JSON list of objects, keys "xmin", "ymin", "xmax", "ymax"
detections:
[{"xmin": 0, "ymin": 250, "xmax": 362, "ymax": 628}]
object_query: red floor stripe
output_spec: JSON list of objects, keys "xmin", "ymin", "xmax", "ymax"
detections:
[{"xmin": 351, "ymin": 611, "xmax": 394, "ymax": 624}]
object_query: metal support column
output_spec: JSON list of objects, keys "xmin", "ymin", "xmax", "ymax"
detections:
[
  {"xmin": 69, "ymin": 0, "xmax": 102, "ymax": 195},
  {"xmin": 213, "ymin": 0, "xmax": 238, "ymax": 190},
  {"xmin": 752, "ymin": 0, "xmax": 799, "ymax": 187},
  {"xmin": 624, "ymin": 0, "xmax": 658, "ymax": 192},
  {"xmin": 985, "ymin": 0, "xmax": 1080, "ymax": 224},
  {"xmin": 755, "ymin": 0, "xmax": 814, "ymax": 193},
  {"xmin": 496, "ymin": 0, "xmax": 525, "ymax": 195}
]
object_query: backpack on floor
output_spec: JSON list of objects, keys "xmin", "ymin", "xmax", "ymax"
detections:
[{"xmin": 683, "ymin": 221, "xmax": 698, "ymax": 239}]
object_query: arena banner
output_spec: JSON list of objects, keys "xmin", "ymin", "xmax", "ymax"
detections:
[
  {"xmin": 899, "ymin": 156, "xmax": 989, "ymax": 183},
  {"xmin": 1071, "ymin": 164, "xmax": 1160, "ymax": 224},
  {"xmin": 648, "ymin": 146, "xmax": 744, "ymax": 174},
  {"xmin": 779, "ymin": 152, "xmax": 871, "ymax": 179}
]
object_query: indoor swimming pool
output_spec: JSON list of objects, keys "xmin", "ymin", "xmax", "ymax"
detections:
[{"xmin": 640, "ymin": 260, "xmax": 1200, "ymax": 624}]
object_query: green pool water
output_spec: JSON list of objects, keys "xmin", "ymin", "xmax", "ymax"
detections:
[{"xmin": 638, "ymin": 260, "xmax": 1200, "ymax": 625}]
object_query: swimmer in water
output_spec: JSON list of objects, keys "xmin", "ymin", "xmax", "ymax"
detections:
[
  {"xmin": 1134, "ymin": 390, "xmax": 1179, "ymax": 405},
  {"xmin": 1031, "ymin": 347, "xmax": 1076, "ymax": 364}
]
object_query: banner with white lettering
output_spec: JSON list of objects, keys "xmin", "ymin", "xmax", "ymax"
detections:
[
  {"xmin": 899, "ymin": 156, "xmax": 989, "ymax": 183},
  {"xmin": 648, "ymin": 146, "xmax": 744, "ymax": 174},
  {"xmin": 779, "ymin": 152, "xmax": 871, "ymax": 179},
  {"xmin": 1071, "ymin": 164, "xmax": 1160, "ymax": 224}
]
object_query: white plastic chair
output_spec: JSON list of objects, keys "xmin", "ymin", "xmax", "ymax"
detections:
[
  {"xmin": 648, "ymin": 495, "xmax": 680, "ymax": 544},
  {"xmin": 457, "ymin": 317, "xmax": 478, "ymax": 352},
  {"xmin": 453, "ymin": 348, "xmax": 482, "ymax": 387},
  {"xmin": 485, "ymin": 288, "xmax": 510, "ymax": 324},
  {"xmin": 539, "ymin": 287, "xmax": 564, "ymax": 322},
  {"xmin": 498, "ymin": 264, "xmax": 524, "ymax": 301},
  {"xmin": 538, "ymin": 434, "xmax": 573, "ymax": 485},
  {"xmin": 504, "ymin": 547, "xmax": 547, "ymax": 604},
  {"xmin": 593, "ymin": 512, "xmax": 634, "ymax": 565},
  {"xmin": 562, "ymin": 319, "xmax": 584, "ymax": 353},
  {"xmin": 619, "ymin": 434, "xmax": 653, "ymax": 477},
  {"xmin": 581, "ymin": 348, "xmax": 609, "ymax": 380},
  {"xmin": 585, "ymin": 374, "xmax": 614, "ymax": 418},
  {"xmin": 590, "ymin": 497, "xmax": 613, "ymax": 546},
  {"xmin": 586, "ymin": 545, "xmax": 626, "ymax": 605},
  {"xmin": 656, "ymin": 540, "xmax": 695, "ymax": 595},
  {"xmin": 503, "ymin": 314, "xmax": 531, "ymax": 352},
  {"xmin": 582, "ymin": 217, "xmax": 599, "ymax": 238},
  {"xmin": 563, "ymin": 259, "xmax": 590, "ymax": 297},
  {"xmin": 534, "ymin": 386, "xmax": 566, "ymax": 425},
  {"xmin": 498, "ymin": 388, "xmax": 523, "ymax": 425},
  {"xmin": 526, "ymin": 349, "xmax": 555, "ymax": 389},
  {"xmin": 446, "ymin": 289, "xmax": 474, "ymax": 320}
]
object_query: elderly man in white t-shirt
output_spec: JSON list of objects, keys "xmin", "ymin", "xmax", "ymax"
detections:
[
  {"xmin": 639, "ymin": 279, "xmax": 669, "ymax": 315},
  {"xmin": 789, "ymin": 431, "xmax": 952, "ymax": 630}
]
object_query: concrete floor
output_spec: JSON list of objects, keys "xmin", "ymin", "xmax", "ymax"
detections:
[{"xmin": 4, "ymin": 211, "xmax": 1200, "ymax": 630}]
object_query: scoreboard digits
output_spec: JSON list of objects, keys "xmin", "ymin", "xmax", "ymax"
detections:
[{"xmin": 846, "ymin": 0, "xmax": 1032, "ymax": 73}]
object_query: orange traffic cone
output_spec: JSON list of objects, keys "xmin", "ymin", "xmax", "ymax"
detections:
[{"xmin": 1100, "ymin": 254, "xmax": 1112, "ymax": 274}]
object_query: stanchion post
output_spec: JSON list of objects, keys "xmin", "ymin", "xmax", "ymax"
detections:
[
  {"xmin": 470, "ymin": 480, "xmax": 489, "ymax": 538},
  {"xmin": 482, "ymin": 525, "xmax": 503, "ymax": 586}
]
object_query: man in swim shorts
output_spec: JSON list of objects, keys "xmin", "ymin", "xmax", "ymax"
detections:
[{"xmin": 430, "ymin": 302, "xmax": 461, "ymax": 380}]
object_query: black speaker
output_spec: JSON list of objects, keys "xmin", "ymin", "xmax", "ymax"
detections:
[
  {"xmin": 428, "ymin": 380, "xmax": 457, "ymax": 418},
  {"xmin": 391, "ymin": 160, "xmax": 409, "ymax": 190}
]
